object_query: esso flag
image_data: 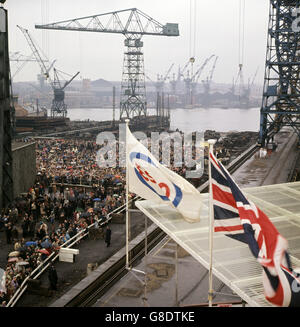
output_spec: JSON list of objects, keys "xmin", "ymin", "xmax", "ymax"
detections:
[{"xmin": 126, "ymin": 126, "xmax": 202, "ymax": 223}]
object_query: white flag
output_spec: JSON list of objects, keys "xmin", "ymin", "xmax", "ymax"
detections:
[{"xmin": 126, "ymin": 125, "xmax": 202, "ymax": 223}]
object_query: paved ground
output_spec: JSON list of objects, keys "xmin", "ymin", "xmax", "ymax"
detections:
[
  {"xmin": 232, "ymin": 129, "xmax": 299, "ymax": 187},
  {"xmin": 95, "ymin": 237, "xmax": 241, "ymax": 307}
]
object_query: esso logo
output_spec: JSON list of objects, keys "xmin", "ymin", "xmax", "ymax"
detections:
[{"xmin": 130, "ymin": 152, "xmax": 182, "ymax": 207}]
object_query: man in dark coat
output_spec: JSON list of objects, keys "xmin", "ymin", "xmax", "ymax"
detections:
[
  {"xmin": 5, "ymin": 222, "xmax": 12, "ymax": 244},
  {"xmin": 48, "ymin": 264, "xmax": 58, "ymax": 291},
  {"xmin": 105, "ymin": 226, "xmax": 111, "ymax": 247}
]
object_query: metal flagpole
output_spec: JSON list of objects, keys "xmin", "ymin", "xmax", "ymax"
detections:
[
  {"xmin": 175, "ymin": 242, "xmax": 179, "ymax": 306},
  {"xmin": 208, "ymin": 139, "xmax": 216, "ymax": 307},
  {"xmin": 143, "ymin": 214, "xmax": 148, "ymax": 306},
  {"xmin": 125, "ymin": 119, "xmax": 130, "ymax": 270},
  {"xmin": 125, "ymin": 120, "xmax": 149, "ymax": 306}
]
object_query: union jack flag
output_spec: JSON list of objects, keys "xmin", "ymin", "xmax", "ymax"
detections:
[{"xmin": 210, "ymin": 151, "xmax": 300, "ymax": 307}]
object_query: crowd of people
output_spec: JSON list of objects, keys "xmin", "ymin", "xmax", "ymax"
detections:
[
  {"xmin": 0, "ymin": 138, "xmax": 129, "ymax": 306},
  {"xmin": 0, "ymin": 134, "xmax": 207, "ymax": 306}
]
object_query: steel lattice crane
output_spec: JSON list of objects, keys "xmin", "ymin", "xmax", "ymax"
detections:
[
  {"xmin": 191, "ymin": 55, "xmax": 215, "ymax": 96},
  {"xmin": 243, "ymin": 66, "xmax": 259, "ymax": 109},
  {"xmin": 180, "ymin": 57, "xmax": 196, "ymax": 106},
  {"xmin": 156, "ymin": 63, "xmax": 174, "ymax": 93},
  {"xmin": 35, "ymin": 8, "xmax": 179, "ymax": 120},
  {"xmin": 17, "ymin": 25, "xmax": 79, "ymax": 118},
  {"xmin": 201, "ymin": 56, "xmax": 218, "ymax": 107},
  {"xmin": 182, "ymin": 55, "xmax": 215, "ymax": 106},
  {"xmin": 17, "ymin": 26, "xmax": 56, "ymax": 89},
  {"xmin": 170, "ymin": 65, "xmax": 182, "ymax": 95},
  {"xmin": 10, "ymin": 51, "xmax": 39, "ymax": 62},
  {"xmin": 9, "ymin": 51, "xmax": 49, "ymax": 80}
]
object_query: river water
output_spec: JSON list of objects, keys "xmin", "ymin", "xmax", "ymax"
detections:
[{"xmin": 65, "ymin": 107, "xmax": 261, "ymax": 133}]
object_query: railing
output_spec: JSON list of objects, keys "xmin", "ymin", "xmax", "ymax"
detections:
[{"xmin": 6, "ymin": 195, "xmax": 139, "ymax": 307}]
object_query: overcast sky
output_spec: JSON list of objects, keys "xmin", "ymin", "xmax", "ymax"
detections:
[{"xmin": 6, "ymin": 0, "xmax": 269, "ymax": 85}]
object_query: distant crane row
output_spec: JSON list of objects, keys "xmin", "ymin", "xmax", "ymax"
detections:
[{"xmin": 12, "ymin": 7, "xmax": 259, "ymax": 116}]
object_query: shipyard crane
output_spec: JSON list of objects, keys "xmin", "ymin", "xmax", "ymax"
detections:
[
  {"xmin": 163, "ymin": 63, "xmax": 175, "ymax": 82},
  {"xmin": 249, "ymin": 67, "xmax": 259, "ymax": 93},
  {"xmin": 9, "ymin": 51, "xmax": 49, "ymax": 80},
  {"xmin": 35, "ymin": 8, "xmax": 179, "ymax": 120},
  {"xmin": 17, "ymin": 25, "xmax": 56, "ymax": 89},
  {"xmin": 170, "ymin": 72, "xmax": 177, "ymax": 94},
  {"xmin": 10, "ymin": 52, "xmax": 38, "ymax": 62},
  {"xmin": 156, "ymin": 63, "xmax": 174, "ymax": 93},
  {"xmin": 169, "ymin": 65, "xmax": 182, "ymax": 95},
  {"xmin": 191, "ymin": 54, "xmax": 215, "ymax": 93},
  {"xmin": 179, "ymin": 57, "xmax": 195, "ymax": 81},
  {"xmin": 242, "ymin": 66, "xmax": 259, "ymax": 108},
  {"xmin": 179, "ymin": 57, "xmax": 197, "ymax": 105},
  {"xmin": 183, "ymin": 55, "xmax": 215, "ymax": 106},
  {"xmin": 50, "ymin": 67, "xmax": 80, "ymax": 117},
  {"xmin": 17, "ymin": 25, "xmax": 79, "ymax": 118},
  {"xmin": 201, "ymin": 56, "xmax": 218, "ymax": 107},
  {"xmin": 227, "ymin": 63, "xmax": 246, "ymax": 107}
]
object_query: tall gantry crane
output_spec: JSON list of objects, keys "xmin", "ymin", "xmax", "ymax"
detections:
[
  {"xmin": 201, "ymin": 56, "xmax": 218, "ymax": 107},
  {"xmin": 259, "ymin": 0, "xmax": 300, "ymax": 147},
  {"xmin": 170, "ymin": 65, "xmax": 183, "ymax": 95},
  {"xmin": 192, "ymin": 55, "xmax": 215, "ymax": 96},
  {"xmin": 242, "ymin": 66, "xmax": 259, "ymax": 109},
  {"xmin": 35, "ymin": 8, "xmax": 179, "ymax": 120},
  {"xmin": 180, "ymin": 57, "xmax": 196, "ymax": 105},
  {"xmin": 17, "ymin": 25, "xmax": 79, "ymax": 118},
  {"xmin": 156, "ymin": 63, "xmax": 174, "ymax": 94},
  {"xmin": 183, "ymin": 55, "xmax": 215, "ymax": 106}
]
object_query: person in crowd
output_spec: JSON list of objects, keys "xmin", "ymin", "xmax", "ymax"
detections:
[
  {"xmin": 105, "ymin": 225, "xmax": 112, "ymax": 247},
  {"xmin": 48, "ymin": 264, "xmax": 58, "ymax": 291},
  {"xmin": 4, "ymin": 222, "xmax": 12, "ymax": 244}
]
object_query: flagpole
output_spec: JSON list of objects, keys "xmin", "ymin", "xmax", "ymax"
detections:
[
  {"xmin": 208, "ymin": 139, "xmax": 216, "ymax": 307},
  {"xmin": 125, "ymin": 119, "xmax": 130, "ymax": 270}
]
